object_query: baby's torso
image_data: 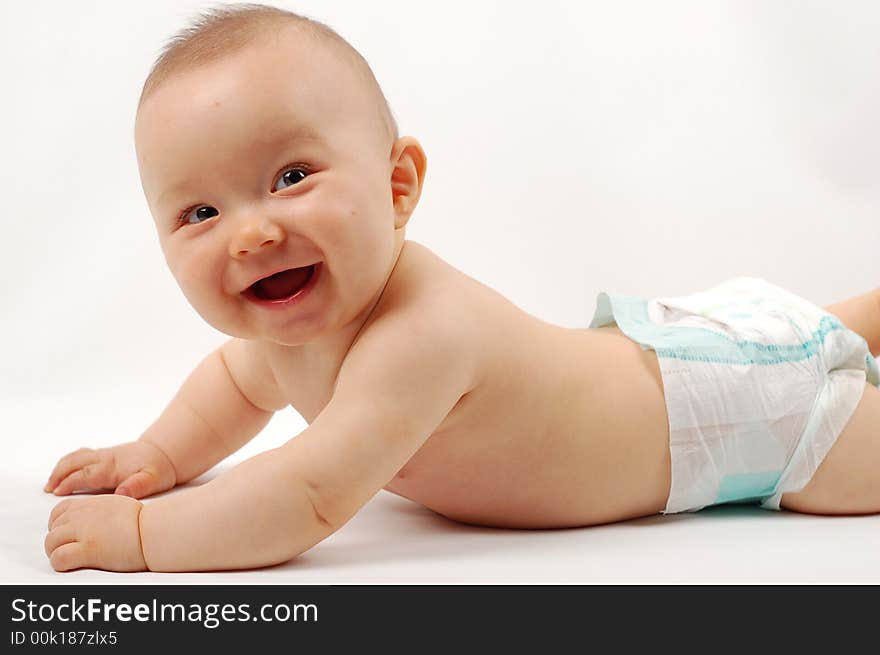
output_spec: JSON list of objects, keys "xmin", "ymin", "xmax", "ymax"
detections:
[{"xmin": 267, "ymin": 241, "xmax": 672, "ymax": 528}]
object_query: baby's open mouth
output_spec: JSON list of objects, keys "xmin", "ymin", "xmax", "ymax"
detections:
[{"xmin": 249, "ymin": 264, "xmax": 316, "ymax": 301}]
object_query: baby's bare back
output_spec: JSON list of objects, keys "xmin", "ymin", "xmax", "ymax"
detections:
[{"xmin": 269, "ymin": 242, "xmax": 673, "ymax": 528}]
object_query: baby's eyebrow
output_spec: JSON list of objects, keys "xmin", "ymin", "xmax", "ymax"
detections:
[
  {"xmin": 255, "ymin": 124, "xmax": 324, "ymax": 151},
  {"xmin": 274, "ymin": 125, "xmax": 323, "ymax": 144}
]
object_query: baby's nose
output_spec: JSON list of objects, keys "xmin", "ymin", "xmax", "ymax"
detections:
[{"xmin": 229, "ymin": 219, "xmax": 285, "ymax": 258}]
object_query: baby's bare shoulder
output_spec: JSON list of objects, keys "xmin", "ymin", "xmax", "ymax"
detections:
[
  {"xmin": 386, "ymin": 240, "xmax": 513, "ymax": 326},
  {"xmin": 327, "ymin": 243, "xmax": 487, "ymax": 430},
  {"xmin": 352, "ymin": 242, "xmax": 483, "ymax": 370},
  {"xmin": 363, "ymin": 241, "xmax": 510, "ymax": 370}
]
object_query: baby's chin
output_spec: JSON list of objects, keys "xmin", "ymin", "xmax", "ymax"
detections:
[
  {"xmin": 207, "ymin": 318, "xmax": 322, "ymax": 347},
  {"xmin": 209, "ymin": 310, "xmax": 335, "ymax": 348},
  {"xmin": 174, "ymin": 286, "xmax": 308, "ymax": 342}
]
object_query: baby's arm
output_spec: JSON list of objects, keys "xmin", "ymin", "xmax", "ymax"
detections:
[
  {"xmin": 139, "ymin": 337, "xmax": 283, "ymax": 486},
  {"xmin": 46, "ymin": 338, "xmax": 282, "ymax": 498},
  {"xmin": 137, "ymin": 311, "xmax": 477, "ymax": 571}
]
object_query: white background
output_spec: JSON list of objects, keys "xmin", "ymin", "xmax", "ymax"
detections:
[{"xmin": 1, "ymin": 1, "xmax": 878, "ymax": 583}]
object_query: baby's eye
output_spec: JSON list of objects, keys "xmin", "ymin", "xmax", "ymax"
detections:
[
  {"xmin": 272, "ymin": 165, "xmax": 311, "ymax": 192},
  {"xmin": 179, "ymin": 205, "xmax": 219, "ymax": 226}
]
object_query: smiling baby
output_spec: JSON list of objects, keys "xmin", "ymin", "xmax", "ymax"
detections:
[{"xmin": 44, "ymin": 4, "xmax": 880, "ymax": 572}]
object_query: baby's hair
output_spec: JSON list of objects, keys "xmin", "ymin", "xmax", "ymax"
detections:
[{"xmin": 138, "ymin": 2, "xmax": 399, "ymax": 144}]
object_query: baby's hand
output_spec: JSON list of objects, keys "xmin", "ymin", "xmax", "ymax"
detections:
[
  {"xmin": 45, "ymin": 495, "xmax": 147, "ymax": 572},
  {"xmin": 45, "ymin": 441, "xmax": 177, "ymax": 499}
]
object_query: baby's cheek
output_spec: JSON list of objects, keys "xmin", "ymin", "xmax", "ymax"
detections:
[
  {"xmin": 173, "ymin": 268, "xmax": 242, "ymax": 334},
  {"xmin": 303, "ymin": 194, "xmax": 350, "ymax": 246},
  {"xmin": 172, "ymin": 247, "xmax": 220, "ymax": 297}
]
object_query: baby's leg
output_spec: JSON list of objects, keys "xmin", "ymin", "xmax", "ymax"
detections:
[
  {"xmin": 781, "ymin": 383, "xmax": 880, "ymax": 514},
  {"xmin": 824, "ymin": 288, "xmax": 880, "ymax": 356},
  {"xmin": 780, "ymin": 289, "xmax": 880, "ymax": 514}
]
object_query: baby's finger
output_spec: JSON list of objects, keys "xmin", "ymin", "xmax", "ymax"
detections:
[
  {"xmin": 44, "ymin": 524, "xmax": 77, "ymax": 558},
  {"xmin": 49, "ymin": 542, "xmax": 85, "ymax": 572},
  {"xmin": 49, "ymin": 512, "xmax": 71, "ymax": 532},
  {"xmin": 52, "ymin": 470, "xmax": 91, "ymax": 496},
  {"xmin": 52, "ymin": 464, "xmax": 111, "ymax": 497},
  {"xmin": 47, "ymin": 498, "xmax": 75, "ymax": 530},
  {"xmin": 115, "ymin": 470, "xmax": 161, "ymax": 499},
  {"xmin": 47, "ymin": 448, "xmax": 95, "ymax": 485},
  {"xmin": 46, "ymin": 448, "xmax": 98, "ymax": 492}
]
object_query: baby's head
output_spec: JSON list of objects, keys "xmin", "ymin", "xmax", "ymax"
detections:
[{"xmin": 135, "ymin": 3, "xmax": 426, "ymax": 346}]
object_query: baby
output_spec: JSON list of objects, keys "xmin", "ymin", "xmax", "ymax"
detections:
[{"xmin": 43, "ymin": 5, "xmax": 880, "ymax": 572}]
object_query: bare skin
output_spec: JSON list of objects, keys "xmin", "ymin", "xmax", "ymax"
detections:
[
  {"xmin": 42, "ymin": 24, "xmax": 880, "ymax": 572},
  {"xmin": 265, "ymin": 240, "xmax": 674, "ymax": 529}
]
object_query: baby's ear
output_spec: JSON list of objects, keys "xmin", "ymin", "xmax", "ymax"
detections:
[{"xmin": 389, "ymin": 136, "xmax": 427, "ymax": 228}]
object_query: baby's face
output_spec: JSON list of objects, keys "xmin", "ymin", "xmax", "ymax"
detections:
[{"xmin": 135, "ymin": 32, "xmax": 401, "ymax": 346}]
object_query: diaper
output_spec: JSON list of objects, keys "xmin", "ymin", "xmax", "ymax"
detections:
[{"xmin": 589, "ymin": 277, "xmax": 879, "ymax": 514}]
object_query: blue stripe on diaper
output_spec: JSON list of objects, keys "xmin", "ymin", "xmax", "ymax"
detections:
[
  {"xmin": 867, "ymin": 353, "xmax": 880, "ymax": 387},
  {"xmin": 589, "ymin": 293, "xmax": 846, "ymax": 366},
  {"xmin": 715, "ymin": 471, "xmax": 781, "ymax": 504}
]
